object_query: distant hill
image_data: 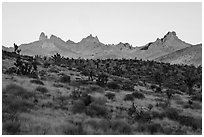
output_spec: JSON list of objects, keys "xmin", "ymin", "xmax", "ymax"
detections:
[
  {"xmin": 155, "ymin": 44, "xmax": 202, "ymax": 67},
  {"xmin": 2, "ymin": 31, "xmax": 201, "ymax": 66}
]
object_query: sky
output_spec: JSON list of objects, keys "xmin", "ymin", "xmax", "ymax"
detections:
[{"xmin": 2, "ymin": 2, "xmax": 202, "ymax": 47}]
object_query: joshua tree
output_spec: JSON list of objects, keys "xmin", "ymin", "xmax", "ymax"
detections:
[
  {"xmin": 96, "ymin": 73, "xmax": 108, "ymax": 87},
  {"xmin": 16, "ymin": 49, "xmax": 21, "ymax": 54},
  {"xmin": 51, "ymin": 53, "xmax": 62, "ymax": 64},
  {"xmin": 183, "ymin": 67, "xmax": 198, "ymax": 95},
  {"xmin": 154, "ymin": 72, "xmax": 163, "ymax": 89},
  {"xmin": 13, "ymin": 43, "xmax": 21, "ymax": 54},
  {"xmin": 14, "ymin": 43, "xmax": 18, "ymax": 53},
  {"xmin": 166, "ymin": 90, "xmax": 173, "ymax": 107}
]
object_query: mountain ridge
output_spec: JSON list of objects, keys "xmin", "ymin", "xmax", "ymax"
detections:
[{"xmin": 2, "ymin": 31, "xmax": 201, "ymax": 66}]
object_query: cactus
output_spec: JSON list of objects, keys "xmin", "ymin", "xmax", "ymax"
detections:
[
  {"xmin": 96, "ymin": 73, "xmax": 108, "ymax": 87},
  {"xmin": 14, "ymin": 43, "xmax": 18, "ymax": 53},
  {"xmin": 13, "ymin": 43, "xmax": 21, "ymax": 54},
  {"xmin": 14, "ymin": 57, "xmax": 38, "ymax": 78},
  {"xmin": 51, "ymin": 53, "xmax": 62, "ymax": 64}
]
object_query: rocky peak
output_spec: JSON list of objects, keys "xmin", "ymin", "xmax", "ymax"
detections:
[
  {"xmin": 140, "ymin": 31, "xmax": 180, "ymax": 50},
  {"xmin": 80, "ymin": 34, "xmax": 100, "ymax": 43},
  {"xmin": 50, "ymin": 34, "xmax": 58, "ymax": 40},
  {"xmin": 161, "ymin": 31, "xmax": 178, "ymax": 42},
  {"xmin": 39, "ymin": 32, "xmax": 47, "ymax": 41},
  {"xmin": 117, "ymin": 42, "xmax": 132, "ymax": 49},
  {"xmin": 49, "ymin": 34, "xmax": 67, "ymax": 45},
  {"xmin": 66, "ymin": 39, "xmax": 75, "ymax": 44}
]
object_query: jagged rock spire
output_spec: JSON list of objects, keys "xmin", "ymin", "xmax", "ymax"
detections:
[
  {"xmin": 80, "ymin": 34, "xmax": 100, "ymax": 43},
  {"xmin": 39, "ymin": 32, "xmax": 47, "ymax": 41}
]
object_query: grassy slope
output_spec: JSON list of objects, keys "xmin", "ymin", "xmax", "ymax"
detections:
[{"xmin": 2, "ymin": 56, "xmax": 202, "ymax": 135}]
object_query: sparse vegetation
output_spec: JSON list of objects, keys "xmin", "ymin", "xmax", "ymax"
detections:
[
  {"xmin": 59, "ymin": 74, "xmax": 71, "ymax": 83},
  {"xmin": 105, "ymin": 92, "xmax": 115, "ymax": 100},
  {"xmin": 36, "ymin": 86, "xmax": 49, "ymax": 94},
  {"xmin": 2, "ymin": 50, "xmax": 202, "ymax": 135},
  {"xmin": 107, "ymin": 82, "xmax": 120, "ymax": 90},
  {"xmin": 86, "ymin": 85, "xmax": 104, "ymax": 93},
  {"xmin": 124, "ymin": 94, "xmax": 135, "ymax": 101},
  {"xmin": 2, "ymin": 84, "xmax": 36, "ymax": 134},
  {"xmin": 30, "ymin": 79, "xmax": 44, "ymax": 85},
  {"xmin": 132, "ymin": 91, "xmax": 145, "ymax": 99}
]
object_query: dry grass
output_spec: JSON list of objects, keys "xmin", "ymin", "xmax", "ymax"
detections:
[{"xmin": 2, "ymin": 58, "xmax": 202, "ymax": 135}]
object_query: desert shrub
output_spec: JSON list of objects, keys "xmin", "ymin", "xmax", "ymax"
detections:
[
  {"xmin": 162, "ymin": 108, "xmax": 202, "ymax": 129},
  {"xmin": 178, "ymin": 115, "xmax": 202, "ymax": 130},
  {"xmin": 57, "ymin": 95, "xmax": 70, "ymax": 104},
  {"xmin": 91, "ymin": 96, "xmax": 107, "ymax": 105},
  {"xmin": 96, "ymin": 73, "xmax": 108, "ymax": 87},
  {"xmin": 53, "ymin": 83, "xmax": 64, "ymax": 88},
  {"xmin": 132, "ymin": 91, "xmax": 145, "ymax": 99},
  {"xmin": 155, "ymin": 87, "xmax": 162, "ymax": 93},
  {"xmin": 138, "ymin": 81, "xmax": 144, "ymax": 86},
  {"xmin": 107, "ymin": 82, "xmax": 120, "ymax": 90},
  {"xmin": 151, "ymin": 111, "xmax": 164, "ymax": 119},
  {"xmin": 59, "ymin": 75, "xmax": 71, "ymax": 83},
  {"xmin": 164, "ymin": 107, "xmax": 180, "ymax": 120},
  {"xmin": 137, "ymin": 123, "xmax": 163, "ymax": 134},
  {"xmin": 3, "ymin": 121, "xmax": 21, "ymax": 135},
  {"xmin": 76, "ymin": 79, "xmax": 90, "ymax": 85},
  {"xmin": 36, "ymin": 86, "xmax": 49, "ymax": 94},
  {"xmin": 5, "ymin": 67, "xmax": 17, "ymax": 74},
  {"xmin": 124, "ymin": 94, "xmax": 134, "ymax": 101},
  {"xmin": 4, "ymin": 84, "xmax": 35, "ymax": 99},
  {"xmin": 147, "ymin": 104, "xmax": 153, "ymax": 110},
  {"xmin": 81, "ymin": 94, "xmax": 92, "ymax": 106},
  {"xmin": 70, "ymin": 89, "xmax": 82, "ymax": 100},
  {"xmin": 63, "ymin": 122, "xmax": 84, "ymax": 135},
  {"xmin": 86, "ymin": 103, "xmax": 108, "ymax": 118},
  {"xmin": 147, "ymin": 123, "xmax": 163, "ymax": 134},
  {"xmin": 175, "ymin": 99, "xmax": 185, "ymax": 105},
  {"xmin": 155, "ymin": 102, "xmax": 168, "ymax": 109},
  {"xmin": 150, "ymin": 84, "xmax": 157, "ymax": 91},
  {"xmin": 191, "ymin": 94, "xmax": 202, "ymax": 102},
  {"xmin": 2, "ymin": 84, "xmax": 35, "ymax": 134},
  {"xmin": 84, "ymin": 118, "xmax": 132, "ymax": 135},
  {"xmin": 38, "ymin": 70, "xmax": 47, "ymax": 77},
  {"xmin": 28, "ymin": 71, "xmax": 39, "ymax": 79},
  {"xmin": 122, "ymin": 82, "xmax": 134, "ymax": 91},
  {"xmin": 72, "ymin": 99, "xmax": 86, "ymax": 114},
  {"xmin": 43, "ymin": 61, "xmax": 51, "ymax": 68},
  {"xmin": 84, "ymin": 118, "xmax": 100, "ymax": 129},
  {"xmin": 179, "ymin": 84, "xmax": 187, "ymax": 93},
  {"xmin": 183, "ymin": 102, "xmax": 202, "ymax": 110},
  {"xmin": 134, "ymin": 110, "xmax": 152, "ymax": 122},
  {"xmin": 110, "ymin": 119, "xmax": 132, "ymax": 134},
  {"xmin": 30, "ymin": 79, "xmax": 44, "ymax": 85},
  {"xmin": 105, "ymin": 92, "xmax": 115, "ymax": 100},
  {"xmin": 3, "ymin": 95, "xmax": 34, "ymax": 115},
  {"xmin": 86, "ymin": 85, "xmax": 104, "ymax": 93},
  {"xmin": 84, "ymin": 119, "xmax": 107, "ymax": 134},
  {"xmin": 86, "ymin": 97, "xmax": 108, "ymax": 118},
  {"xmin": 49, "ymin": 66, "xmax": 59, "ymax": 73}
]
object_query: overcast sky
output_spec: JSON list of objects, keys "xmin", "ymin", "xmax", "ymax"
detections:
[{"xmin": 2, "ymin": 2, "xmax": 202, "ymax": 47}]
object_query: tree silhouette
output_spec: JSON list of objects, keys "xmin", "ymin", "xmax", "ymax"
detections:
[
  {"xmin": 183, "ymin": 67, "xmax": 198, "ymax": 95},
  {"xmin": 154, "ymin": 72, "xmax": 163, "ymax": 89}
]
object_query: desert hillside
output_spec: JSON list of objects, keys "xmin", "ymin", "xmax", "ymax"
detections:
[{"xmin": 2, "ymin": 50, "xmax": 202, "ymax": 135}]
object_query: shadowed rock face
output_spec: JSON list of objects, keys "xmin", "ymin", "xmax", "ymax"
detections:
[
  {"xmin": 2, "ymin": 31, "xmax": 201, "ymax": 66},
  {"xmin": 39, "ymin": 32, "xmax": 48, "ymax": 41},
  {"xmin": 80, "ymin": 34, "xmax": 100, "ymax": 44}
]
